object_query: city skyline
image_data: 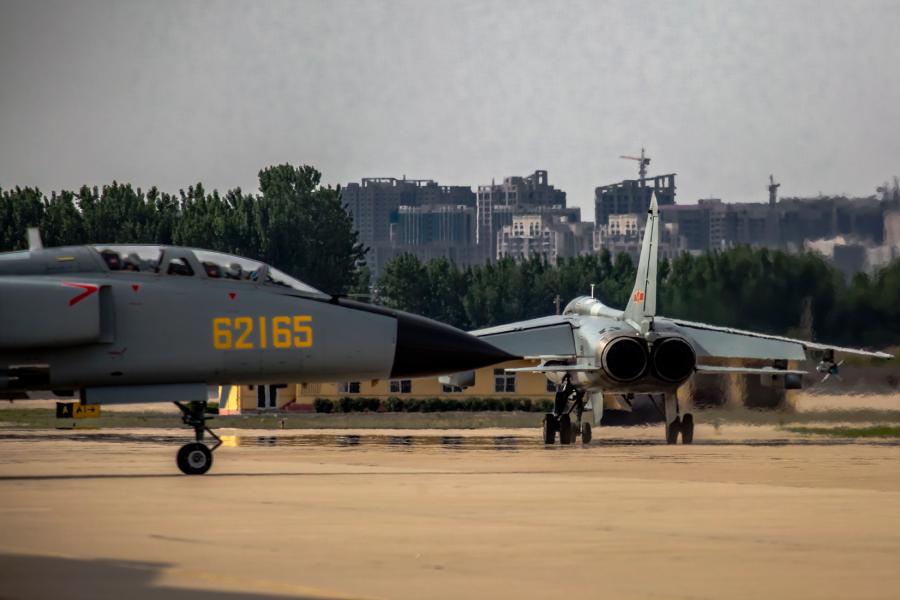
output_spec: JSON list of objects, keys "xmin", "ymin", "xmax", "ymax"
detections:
[{"xmin": 2, "ymin": 1, "xmax": 899, "ymax": 217}]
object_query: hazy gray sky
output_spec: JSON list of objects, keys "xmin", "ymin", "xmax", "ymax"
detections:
[{"xmin": 1, "ymin": 0, "xmax": 899, "ymax": 218}]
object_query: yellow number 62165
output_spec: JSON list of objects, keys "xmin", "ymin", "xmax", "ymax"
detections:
[{"xmin": 213, "ymin": 315, "xmax": 313, "ymax": 350}]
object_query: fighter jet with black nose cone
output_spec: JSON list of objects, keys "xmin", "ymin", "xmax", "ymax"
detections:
[
  {"xmin": 0, "ymin": 234, "xmax": 516, "ymax": 473},
  {"xmin": 445, "ymin": 194, "xmax": 892, "ymax": 446}
]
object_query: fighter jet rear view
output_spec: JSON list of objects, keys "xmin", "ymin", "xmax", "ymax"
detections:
[
  {"xmin": 0, "ymin": 233, "xmax": 515, "ymax": 473},
  {"xmin": 455, "ymin": 194, "xmax": 892, "ymax": 445}
]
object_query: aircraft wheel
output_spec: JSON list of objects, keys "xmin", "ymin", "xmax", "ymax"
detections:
[
  {"xmin": 581, "ymin": 422, "xmax": 592, "ymax": 444},
  {"xmin": 177, "ymin": 442, "xmax": 213, "ymax": 475},
  {"xmin": 681, "ymin": 414, "xmax": 694, "ymax": 445},
  {"xmin": 665, "ymin": 418, "xmax": 681, "ymax": 445},
  {"xmin": 558, "ymin": 414, "xmax": 573, "ymax": 445},
  {"xmin": 542, "ymin": 414, "xmax": 558, "ymax": 445}
]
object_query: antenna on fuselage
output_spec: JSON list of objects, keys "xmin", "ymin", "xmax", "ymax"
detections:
[
  {"xmin": 590, "ymin": 284, "xmax": 595, "ymax": 298},
  {"xmin": 27, "ymin": 228, "xmax": 43, "ymax": 251}
]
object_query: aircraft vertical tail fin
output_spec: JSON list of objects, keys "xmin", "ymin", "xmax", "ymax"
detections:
[{"xmin": 623, "ymin": 192, "xmax": 659, "ymax": 328}]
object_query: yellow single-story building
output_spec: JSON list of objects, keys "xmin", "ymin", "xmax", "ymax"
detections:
[{"xmin": 219, "ymin": 359, "xmax": 556, "ymax": 414}]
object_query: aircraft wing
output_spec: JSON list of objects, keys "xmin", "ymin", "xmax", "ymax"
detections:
[
  {"xmin": 695, "ymin": 365, "xmax": 808, "ymax": 376},
  {"xmin": 660, "ymin": 317, "xmax": 892, "ymax": 361},
  {"xmin": 506, "ymin": 364, "xmax": 598, "ymax": 373},
  {"xmin": 471, "ymin": 315, "xmax": 577, "ymax": 359}
]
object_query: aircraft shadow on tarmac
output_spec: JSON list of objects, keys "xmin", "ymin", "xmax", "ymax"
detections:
[{"xmin": 0, "ymin": 552, "xmax": 342, "ymax": 600}]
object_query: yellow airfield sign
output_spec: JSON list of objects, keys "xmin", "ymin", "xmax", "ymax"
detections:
[{"xmin": 55, "ymin": 402, "xmax": 101, "ymax": 419}]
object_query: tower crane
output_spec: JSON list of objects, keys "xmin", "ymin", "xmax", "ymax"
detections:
[
  {"xmin": 768, "ymin": 174, "xmax": 781, "ymax": 205},
  {"xmin": 620, "ymin": 148, "xmax": 651, "ymax": 184}
]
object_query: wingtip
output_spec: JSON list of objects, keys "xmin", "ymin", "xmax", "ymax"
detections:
[{"xmin": 649, "ymin": 191, "xmax": 658, "ymax": 214}]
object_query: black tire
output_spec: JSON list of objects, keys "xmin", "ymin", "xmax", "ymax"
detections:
[
  {"xmin": 558, "ymin": 414, "xmax": 573, "ymax": 445},
  {"xmin": 176, "ymin": 442, "xmax": 213, "ymax": 475},
  {"xmin": 681, "ymin": 414, "xmax": 694, "ymax": 445},
  {"xmin": 581, "ymin": 422, "xmax": 592, "ymax": 444},
  {"xmin": 665, "ymin": 418, "xmax": 680, "ymax": 445},
  {"xmin": 542, "ymin": 414, "xmax": 558, "ymax": 445}
]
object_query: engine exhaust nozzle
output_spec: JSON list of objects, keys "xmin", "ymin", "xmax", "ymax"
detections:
[{"xmin": 651, "ymin": 337, "xmax": 696, "ymax": 384}]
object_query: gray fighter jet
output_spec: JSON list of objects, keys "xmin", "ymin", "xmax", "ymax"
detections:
[
  {"xmin": 461, "ymin": 195, "xmax": 892, "ymax": 445},
  {"xmin": 0, "ymin": 234, "xmax": 514, "ymax": 473}
]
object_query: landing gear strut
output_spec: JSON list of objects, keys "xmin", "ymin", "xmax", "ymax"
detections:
[
  {"xmin": 543, "ymin": 378, "xmax": 590, "ymax": 446},
  {"xmin": 660, "ymin": 394, "xmax": 693, "ymax": 445},
  {"xmin": 174, "ymin": 401, "xmax": 221, "ymax": 475}
]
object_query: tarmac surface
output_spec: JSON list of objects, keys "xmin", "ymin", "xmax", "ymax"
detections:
[{"xmin": 1, "ymin": 424, "xmax": 899, "ymax": 599}]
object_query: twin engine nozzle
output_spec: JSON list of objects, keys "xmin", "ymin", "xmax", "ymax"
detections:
[{"xmin": 598, "ymin": 334, "xmax": 696, "ymax": 385}]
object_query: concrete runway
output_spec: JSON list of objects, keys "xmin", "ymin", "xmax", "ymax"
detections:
[{"xmin": 1, "ymin": 425, "xmax": 899, "ymax": 599}]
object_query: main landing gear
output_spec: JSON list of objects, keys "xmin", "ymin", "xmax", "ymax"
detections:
[
  {"xmin": 543, "ymin": 378, "xmax": 591, "ymax": 446},
  {"xmin": 658, "ymin": 394, "xmax": 693, "ymax": 445},
  {"xmin": 174, "ymin": 401, "xmax": 222, "ymax": 475}
]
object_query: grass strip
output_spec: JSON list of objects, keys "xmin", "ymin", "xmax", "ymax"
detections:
[{"xmin": 784, "ymin": 425, "xmax": 900, "ymax": 438}]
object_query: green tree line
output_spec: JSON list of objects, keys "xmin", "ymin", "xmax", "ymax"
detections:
[
  {"xmin": 376, "ymin": 249, "xmax": 900, "ymax": 348},
  {"xmin": 0, "ymin": 165, "xmax": 365, "ymax": 293}
]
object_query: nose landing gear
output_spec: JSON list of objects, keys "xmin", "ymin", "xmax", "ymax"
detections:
[{"xmin": 174, "ymin": 401, "xmax": 221, "ymax": 475}]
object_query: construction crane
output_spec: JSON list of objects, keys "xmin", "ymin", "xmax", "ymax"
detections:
[
  {"xmin": 620, "ymin": 148, "xmax": 651, "ymax": 184},
  {"xmin": 768, "ymin": 174, "xmax": 781, "ymax": 205}
]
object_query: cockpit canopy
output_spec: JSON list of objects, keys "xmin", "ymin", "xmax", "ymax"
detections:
[
  {"xmin": 563, "ymin": 296, "xmax": 624, "ymax": 319},
  {"xmin": 91, "ymin": 245, "xmax": 325, "ymax": 295}
]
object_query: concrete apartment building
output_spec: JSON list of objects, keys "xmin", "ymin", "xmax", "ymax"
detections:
[
  {"xmin": 593, "ymin": 212, "xmax": 685, "ymax": 261},
  {"xmin": 594, "ymin": 174, "xmax": 677, "ymax": 226},
  {"xmin": 592, "ymin": 170, "xmax": 893, "ymax": 275},
  {"xmin": 344, "ymin": 170, "xmax": 591, "ymax": 274},
  {"xmin": 476, "ymin": 170, "xmax": 569, "ymax": 261},
  {"xmin": 342, "ymin": 177, "xmax": 476, "ymax": 275},
  {"xmin": 497, "ymin": 213, "xmax": 595, "ymax": 262}
]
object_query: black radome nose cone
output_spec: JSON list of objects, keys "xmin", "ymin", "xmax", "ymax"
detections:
[{"xmin": 391, "ymin": 312, "xmax": 517, "ymax": 378}]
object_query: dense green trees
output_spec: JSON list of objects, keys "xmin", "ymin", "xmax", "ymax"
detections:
[
  {"xmin": 0, "ymin": 165, "xmax": 365, "ymax": 293},
  {"xmin": 378, "ymin": 252, "xmax": 639, "ymax": 330},
  {"xmin": 376, "ymin": 249, "xmax": 900, "ymax": 347}
]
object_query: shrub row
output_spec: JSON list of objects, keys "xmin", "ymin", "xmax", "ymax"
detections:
[{"xmin": 312, "ymin": 396, "xmax": 553, "ymax": 414}]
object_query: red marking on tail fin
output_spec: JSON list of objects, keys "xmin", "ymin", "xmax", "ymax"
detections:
[
  {"xmin": 63, "ymin": 282, "xmax": 98, "ymax": 306},
  {"xmin": 131, "ymin": 284, "xmax": 140, "ymax": 292},
  {"xmin": 228, "ymin": 292, "xmax": 236, "ymax": 300}
]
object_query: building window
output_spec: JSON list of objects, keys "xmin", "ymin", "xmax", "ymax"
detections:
[
  {"xmin": 338, "ymin": 381, "xmax": 361, "ymax": 394},
  {"xmin": 389, "ymin": 379, "xmax": 412, "ymax": 394},
  {"xmin": 494, "ymin": 368, "xmax": 516, "ymax": 393},
  {"xmin": 442, "ymin": 384, "xmax": 463, "ymax": 393}
]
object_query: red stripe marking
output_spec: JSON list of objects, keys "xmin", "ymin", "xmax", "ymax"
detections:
[{"xmin": 63, "ymin": 282, "xmax": 99, "ymax": 306}]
